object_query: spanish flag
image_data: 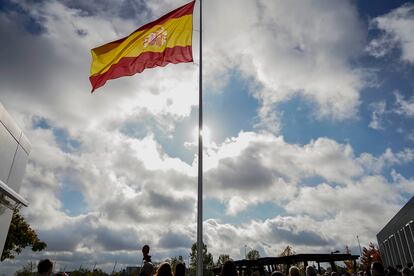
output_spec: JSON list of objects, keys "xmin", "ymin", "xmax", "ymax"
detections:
[{"xmin": 90, "ymin": 1, "xmax": 195, "ymax": 92}]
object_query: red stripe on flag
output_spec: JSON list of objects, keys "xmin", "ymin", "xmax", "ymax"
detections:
[
  {"xmin": 90, "ymin": 45, "xmax": 193, "ymax": 92},
  {"xmin": 92, "ymin": 1, "xmax": 195, "ymax": 53}
]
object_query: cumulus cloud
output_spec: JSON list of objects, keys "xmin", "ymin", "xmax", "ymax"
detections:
[
  {"xmin": 204, "ymin": 0, "xmax": 367, "ymax": 126},
  {"xmin": 367, "ymin": 3, "xmax": 414, "ymax": 63},
  {"xmin": 1, "ymin": 0, "xmax": 413, "ymax": 273},
  {"xmin": 204, "ymin": 132, "xmax": 413, "ymax": 214}
]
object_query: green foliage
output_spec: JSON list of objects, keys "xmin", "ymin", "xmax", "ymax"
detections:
[
  {"xmin": 189, "ymin": 242, "xmax": 214, "ymax": 275},
  {"xmin": 70, "ymin": 268, "xmax": 108, "ymax": 276},
  {"xmin": 1, "ymin": 210, "xmax": 47, "ymax": 261},
  {"xmin": 216, "ymin": 254, "xmax": 232, "ymax": 266},
  {"xmin": 246, "ymin": 249, "xmax": 260, "ymax": 260}
]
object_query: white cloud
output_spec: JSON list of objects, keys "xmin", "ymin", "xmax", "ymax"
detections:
[
  {"xmin": 204, "ymin": 0, "xmax": 366, "ymax": 127},
  {"xmin": 367, "ymin": 3, "xmax": 414, "ymax": 63},
  {"xmin": 205, "ymin": 132, "xmax": 413, "ymax": 214},
  {"xmin": 394, "ymin": 91, "xmax": 414, "ymax": 118},
  {"xmin": 391, "ymin": 170, "xmax": 414, "ymax": 194},
  {"xmin": 369, "ymin": 101, "xmax": 387, "ymax": 130},
  {"xmin": 1, "ymin": 0, "xmax": 413, "ymax": 273}
]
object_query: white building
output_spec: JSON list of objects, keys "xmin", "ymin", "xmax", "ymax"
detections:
[{"xmin": 0, "ymin": 102, "xmax": 31, "ymax": 255}]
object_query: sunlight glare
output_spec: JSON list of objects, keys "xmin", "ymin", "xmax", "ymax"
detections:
[{"xmin": 193, "ymin": 126, "xmax": 212, "ymax": 145}]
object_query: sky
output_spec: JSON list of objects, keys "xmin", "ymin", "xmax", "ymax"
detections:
[{"xmin": 1, "ymin": 0, "xmax": 414, "ymax": 273}]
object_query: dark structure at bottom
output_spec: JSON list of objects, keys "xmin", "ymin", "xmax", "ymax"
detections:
[
  {"xmin": 214, "ymin": 254, "xmax": 359, "ymax": 276},
  {"xmin": 377, "ymin": 196, "xmax": 414, "ymax": 268}
]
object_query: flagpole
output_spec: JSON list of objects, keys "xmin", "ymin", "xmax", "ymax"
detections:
[{"xmin": 196, "ymin": 0, "xmax": 203, "ymax": 275}]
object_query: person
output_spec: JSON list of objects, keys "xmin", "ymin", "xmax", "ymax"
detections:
[
  {"xmin": 306, "ymin": 266, "xmax": 317, "ymax": 276},
  {"xmin": 142, "ymin": 244, "xmax": 152, "ymax": 262},
  {"xmin": 371, "ymin": 262, "xmax": 385, "ymax": 276},
  {"xmin": 38, "ymin": 259, "xmax": 53, "ymax": 276},
  {"xmin": 289, "ymin": 266, "xmax": 300, "ymax": 276},
  {"xmin": 174, "ymin": 262, "xmax": 186, "ymax": 276},
  {"xmin": 139, "ymin": 245, "xmax": 154, "ymax": 276},
  {"xmin": 221, "ymin": 260, "xmax": 237, "ymax": 276},
  {"xmin": 271, "ymin": 271, "xmax": 283, "ymax": 276},
  {"xmin": 155, "ymin": 262, "xmax": 172, "ymax": 276},
  {"xmin": 401, "ymin": 267, "xmax": 410, "ymax": 276}
]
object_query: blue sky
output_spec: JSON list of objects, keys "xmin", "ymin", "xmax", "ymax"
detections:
[{"xmin": 1, "ymin": 0, "xmax": 414, "ymax": 273}]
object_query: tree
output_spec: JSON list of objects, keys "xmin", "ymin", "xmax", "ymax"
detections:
[
  {"xmin": 360, "ymin": 243, "xmax": 382, "ymax": 270},
  {"xmin": 189, "ymin": 243, "xmax": 214, "ymax": 275},
  {"xmin": 278, "ymin": 246, "xmax": 296, "ymax": 272},
  {"xmin": 1, "ymin": 209, "xmax": 47, "ymax": 261},
  {"xmin": 15, "ymin": 261, "xmax": 37, "ymax": 276},
  {"xmin": 246, "ymin": 249, "xmax": 260, "ymax": 260},
  {"xmin": 343, "ymin": 246, "xmax": 354, "ymax": 272},
  {"xmin": 216, "ymin": 254, "xmax": 233, "ymax": 266},
  {"xmin": 279, "ymin": 246, "xmax": 295, "ymax": 257}
]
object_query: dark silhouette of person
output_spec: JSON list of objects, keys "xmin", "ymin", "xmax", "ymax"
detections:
[
  {"xmin": 38, "ymin": 259, "xmax": 53, "ymax": 276},
  {"xmin": 174, "ymin": 262, "xmax": 186, "ymax": 276},
  {"xmin": 290, "ymin": 266, "xmax": 300, "ymax": 276},
  {"xmin": 371, "ymin": 261, "xmax": 385, "ymax": 276},
  {"xmin": 221, "ymin": 260, "xmax": 237, "ymax": 276},
  {"xmin": 156, "ymin": 262, "xmax": 173, "ymax": 276},
  {"xmin": 143, "ymin": 244, "xmax": 152, "ymax": 262},
  {"xmin": 139, "ymin": 245, "xmax": 154, "ymax": 276},
  {"xmin": 306, "ymin": 266, "xmax": 317, "ymax": 276},
  {"xmin": 272, "ymin": 271, "xmax": 284, "ymax": 276}
]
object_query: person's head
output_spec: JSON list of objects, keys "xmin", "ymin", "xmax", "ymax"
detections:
[
  {"xmin": 306, "ymin": 266, "xmax": 317, "ymax": 276},
  {"xmin": 289, "ymin": 266, "xmax": 300, "ymax": 276},
  {"xmin": 221, "ymin": 260, "xmax": 237, "ymax": 276},
  {"xmin": 401, "ymin": 268, "xmax": 410, "ymax": 276},
  {"xmin": 38, "ymin": 259, "xmax": 53, "ymax": 275},
  {"xmin": 143, "ymin": 245, "xmax": 150, "ymax": 256},
  {"xmin": 371, "ymin": 262, "xmax": 385, "ymax": 276},
  {"xmin": 272, "ymin": 271, "xmax": 284, "ymax": 276},
  {"xmin": 156, "ymin": 262, "xmax": 172, "ymax": 276},
  {"xmin": 142, "ymin": 245, "xmax": 152, "ymax": 262},
  {"xmin": 174, "ymin": 262, "xmax": 186, "ymax": 276}
]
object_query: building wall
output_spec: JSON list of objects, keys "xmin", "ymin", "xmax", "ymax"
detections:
[
  {"xmin": 0, "ymin": 102, "xmax": 31, "ymax": 255},
  {"xmin": 377, "ymin": 196, "xmax": 414, "ymax": 267}
]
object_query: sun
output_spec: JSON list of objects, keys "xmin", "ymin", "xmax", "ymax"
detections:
[{"xmin": 193, "ymin": 125, "xmax": 212, "ymax": 145}]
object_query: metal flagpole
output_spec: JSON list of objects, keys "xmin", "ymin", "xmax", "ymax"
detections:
[{"xmin": 196, "ymin": 0, "xmax": 203, "ymax": 275}]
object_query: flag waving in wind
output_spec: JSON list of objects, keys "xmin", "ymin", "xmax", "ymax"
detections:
[{"xmin": 89, "ymin": 1, "xmax": 195, "ymax": 92}]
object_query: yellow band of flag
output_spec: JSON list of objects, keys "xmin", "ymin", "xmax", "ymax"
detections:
[{"xmin": 90, "ymin": 1, "xmax": 195, "ymax": 92}]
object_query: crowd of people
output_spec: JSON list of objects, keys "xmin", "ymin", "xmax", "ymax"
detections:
[
  {"xmin": 32, "ymin": 246, "xmax": 414, "ymax": 276},
  {"xmin": 267, "ymin": 262, "xmax": 414, "ymax": 276}
]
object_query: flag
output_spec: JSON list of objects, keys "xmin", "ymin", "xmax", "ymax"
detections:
[{"xmin": 89, "ymin": 1, "xmax": 195, "ymax": 92}]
